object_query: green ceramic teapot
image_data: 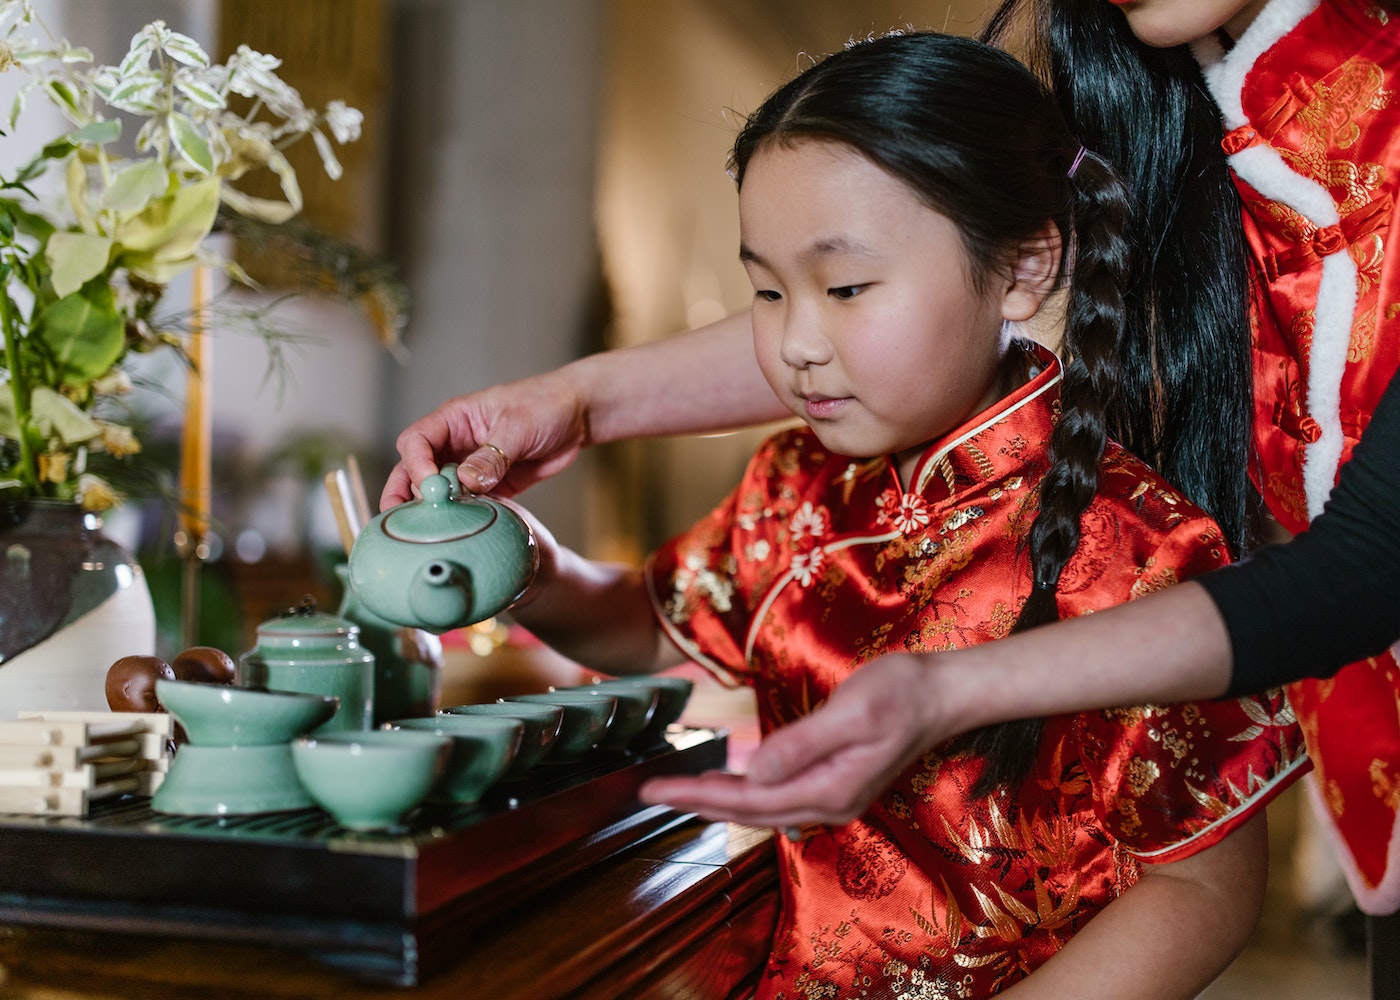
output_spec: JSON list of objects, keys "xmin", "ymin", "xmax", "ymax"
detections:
[{"xmin": 345, "ymin": 464, "xmax": 538, "ymax": 633}]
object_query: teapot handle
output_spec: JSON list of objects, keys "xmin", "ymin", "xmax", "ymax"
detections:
[{"xmin": 439, "ymin": 463, "xmax": 478, "ymax": 499}]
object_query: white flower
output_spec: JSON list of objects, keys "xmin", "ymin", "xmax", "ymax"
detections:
[
  {"xmin": 325, "ymin": 100, "xmax": 363, "ymax": 144},
  {"xmin": 789, "ymin": 501, "xmax": 828, "ymax": 543},
  {"xmin": 791, "ymin": 547, "xmax": 825, "ymax": 587},
  {"xmin": 745, "ymin": 539, "xmax": 771, "ymax": 562},
  {"xmin": 891, "ymin": 493, "xmax": 931, "ymax": 535}
]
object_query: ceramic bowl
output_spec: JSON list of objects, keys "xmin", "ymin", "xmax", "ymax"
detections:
[
  {"xmin": 440, "ymin": 702, "xmax": 563, "ymax": 779},
  {"xmin": 577, "ymin": 676, "xmax": 694, "ymax": 748},
  {"xmin": 388, "ymin": 715, "xmax": 524, "ymax": 803},
  {"xmin": 505, "ymin": 692, "xmax": 617, "ymax": 764},
  {"xmin": 556, "ymin": 683, "xmax": 658, "ymax": 752},
  {"xmin": 291, "ymin": 729, "xmax": 450, "ymax": 831},
  {"xmin": 156, "ymin": 679, "xmax": 339, "ymax": 746},
  {"xmin": 151, "ymin": 744, "xmax": 313, "ymax": 816}
]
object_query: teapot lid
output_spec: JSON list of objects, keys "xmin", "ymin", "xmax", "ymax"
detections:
[
  {"xmin": 256, "ymin": 596, "xmax": 357, "ymax": 640},
  {"xmin": 379, "ymin": 470, "xmax": 502, "ymax": 544}
]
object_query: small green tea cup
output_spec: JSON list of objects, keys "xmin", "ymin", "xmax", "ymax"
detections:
[
  {"xmin": 506, "ymin": 692, "xmax": 616, "ymax": 764},
  {"xmin": 582, "ymin": 676, "xmax": 694, "ymax": 748},
  {"xmin": 440, "ymin": 702, "xmax": 564, "ymax": 779},
  {"xmin": 556, "ymin": 683, "xmax": 658, "ymax": 752},
  {"xmin": 291, "ymin": 729, "xmax": 450, "ymax": 831},
  {"xmin": 388, "ymin": 715, "xmax": 524, "ymax": 803}
]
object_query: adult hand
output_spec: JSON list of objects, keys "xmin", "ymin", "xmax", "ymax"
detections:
[
  {"xmin": 639, "ymin": 652, "xmax": 957, "ymax": 828},
  {"xmin": 381, "ymin": 368, "xmax": 589, "ymax": 509}
]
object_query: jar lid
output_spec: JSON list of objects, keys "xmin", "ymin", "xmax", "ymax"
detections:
[
  {"xmin": 255, "ymin": 597, "xmax": 358, "ymax": 640},
  {"xmin": 378, "ymin": 471, "xmax": 500, "ymax": 544}
]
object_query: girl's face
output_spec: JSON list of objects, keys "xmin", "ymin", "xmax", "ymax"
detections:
[
  {"xmin": 739, "ymin": 140, "xmax": 1034, "ymax": 483},
  {"xmin": 1106, "ymin": 0, "xmax": 1270, "ymax": 48}
]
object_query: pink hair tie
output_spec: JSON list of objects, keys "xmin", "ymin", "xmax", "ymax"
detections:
[{"xmin": 1067, "ymin": 145, "xmax": 1088, "ymax": 179}]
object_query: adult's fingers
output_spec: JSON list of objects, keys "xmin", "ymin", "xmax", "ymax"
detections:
[
  {"xmin": 638, "ymin": 771, "xmax": 852, "ymax": 829},
  {"xmin": 454, "ymin": 441, "xmax": 512, "ymax": 494},
  {"xmin": 379, "ymin": 462, "xmax": 422, "ymax": 511}
]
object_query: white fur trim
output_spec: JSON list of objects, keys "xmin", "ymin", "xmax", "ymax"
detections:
[
  {"xmin": 1195, "ymin": 0, "xmax": 1322, "ymax": 128},
  {"xmin": 1305, "ymin": 760, "xmax": 1400, "ymax": 915},
  {"xmin": 1226, "ymin": 145, "xmax": 1340, "ymax": 226},
  {"xmin": 1304, "ymin": 250, "xmax": 1359, "ymax": 518},
  {"xmin": 1197, "ymin": 0, "xmax": 1356, "ymax": 522}
]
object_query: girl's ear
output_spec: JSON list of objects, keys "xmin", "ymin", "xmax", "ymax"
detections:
[{"xmin": 999, "ymin": 223, "xmax": 1062, "ymax": 322}]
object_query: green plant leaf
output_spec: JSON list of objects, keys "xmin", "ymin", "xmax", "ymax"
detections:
[
  {"xmin": 69, "ymin": 120, "xmax": 122, "ymax": 146},
  {"xmin": 34, "ymin": 279, "xmax": 124, "ymax": 384},
  {"xmin": 174, "ymin": 74, "xmax": 223, "ymax": 111},
  {"xmin": 0, "ymin": 387, "xmax": 17, "ymax": 438},
  {"xmin": 65, "ymin": 154, "xmax": 96, "ymax": 234},
  {"xmin": 107, "ymin": 73, "xmax": 162, "ymax": 115},
  {"xmin": 113, "ymin": 175, "xmax": 219, "ymax": 258},
  {"xmin": 30, "ymin": 384, "xmax": 100, "ymax": 445},
  {"xmin": 100, "ymin": 159, "xmax": 168, "ymax": 213},
  {"xmin": 40, "ymin": 79, "xmax": 79, "ymax": 118},
  {"xmin": 169, "ymin": 112, "xmax": 214, "ymax": 175},
  {"xmin": 46, "ymin": 231, "xmax": 113, "ymax": 298},
  {"xmin": 162, "ymin": 31, "xmax": 210, "ymax": 69},
  {"xmin": 113, "ymin": 181, "xmax": 220, "ymax": 284}
]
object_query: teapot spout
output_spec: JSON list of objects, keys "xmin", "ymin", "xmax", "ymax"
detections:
[{"xmin": 407, "ymin": 561, "xmax": 473, "ymax": 632}]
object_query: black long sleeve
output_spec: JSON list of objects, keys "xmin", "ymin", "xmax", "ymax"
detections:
[{"xmin": 1201, "ymin": 371, "xmax": 1400, "ymax": 697}]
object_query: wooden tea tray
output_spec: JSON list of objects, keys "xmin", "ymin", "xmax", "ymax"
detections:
[{"xmin": 0, "ymin": 727, "xmax": 728, "ymax": 984}]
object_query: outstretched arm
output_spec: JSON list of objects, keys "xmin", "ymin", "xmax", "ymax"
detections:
[
  {"xmin": 642, "ymin": 370, "xmax": 1400, "ymax": 826},
  {"xmin": 382, "ymin": 310, "xmax": 784, "ymax": 507},
  {"xmin": 640, "ymin": 579, "xmax": 1232, "ymax": 827}
]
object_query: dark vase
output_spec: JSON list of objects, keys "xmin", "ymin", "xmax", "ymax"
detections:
[{"xmin": 0, "ymin": 499, "xmax": 156, "ymax": 713}]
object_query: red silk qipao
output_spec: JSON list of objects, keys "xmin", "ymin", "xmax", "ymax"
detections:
[
  {"xmin": 648, "ymin": 346, "xmax": 1307, "ymax": 998},
  {"xmin": 1198, "ymin": 0, "xmax": 1400, "ymax": 913}
]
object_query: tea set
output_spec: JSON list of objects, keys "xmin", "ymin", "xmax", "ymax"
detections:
[{"xmin": 142, "ymin": 466, "xmax": 694, "ymax": 832}]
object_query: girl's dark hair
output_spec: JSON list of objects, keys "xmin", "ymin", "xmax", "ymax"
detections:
[
  {"xmin": 982, "ymin": 0, "xmax": 1255, "ymax": 558},
  {"xmin": 731, "ymin": 31, "xmax": 1132, "ymax": 792}
]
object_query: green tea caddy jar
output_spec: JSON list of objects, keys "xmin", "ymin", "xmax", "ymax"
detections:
[{"xmin": 239, "ymin": 600, "xmax": 375, "ymax": 732}]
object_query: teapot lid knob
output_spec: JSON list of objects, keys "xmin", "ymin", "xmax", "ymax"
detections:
[{"xmin": 419, "ymin": 473, "xmax": 451, "ymax": 504}]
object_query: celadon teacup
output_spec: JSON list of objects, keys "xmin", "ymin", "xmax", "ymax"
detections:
[
  {"xmin": 387, "ymin": 715, "xmax": 524, "ymax": 804},
  {"xmin": 572, "ymin": 676, "xmax": 694, "ymax": 749},
  {"xmin": 291, "ymin": 729, "xmax": 450, "ymax": 831},
  {"xmin": 556, "ymin": 682, "xmax": 658, "ymax": 752},
  {"xmin": 505, "ymin": 692, "xmax": 616, "ymax": 764},
  {"xmin": 441, "ymin": 702, "xmax": 564, "ymax": 779}
]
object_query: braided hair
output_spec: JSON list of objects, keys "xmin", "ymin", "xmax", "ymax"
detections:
[
  {"xmin": 982, "ymin": 0, "xmax": 1256, "ymax": 559},
  {"xmin": 731, "ymin": 31, "xmax": 1133, "ymax": 792}
]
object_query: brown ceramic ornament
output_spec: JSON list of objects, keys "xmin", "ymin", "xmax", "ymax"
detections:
[
  {"xmin": 171, "ymin": 646, "xmax": 237, "ymax": 685},
  {"xmin": 106, "ymin": 654, "xmax": 176, "ymax": 713}
]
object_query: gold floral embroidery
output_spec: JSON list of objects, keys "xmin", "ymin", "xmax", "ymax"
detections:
[
  {"xmin": 1350, "ymin": 306, "xmax": 1377, "ymax": 363},
  {"xmin": 1371, "ymin": 759, "xmax": 1400, "ymax": 810},
  {"xmin": 1116, "ymin": 798, "xmax": 1144, "ymax": 839},
  {"xmin": 1129, "ymin": 558, "xmax": 1180, "ymax": 599},
  {"xmin": 1352, "ymin": 231, "xmax": 1386, "ymax": 298},
  {"xmin": 1290, "ymin": 57, "xmax": 1390, "ymax": 192},
  {"xmin": 984, "ymin": 600, "xmax": 1017, "ymax": 640},
  {"xmin": 853, "ymin": 622, "xmax": 895, "ymax": 665},
  {"xmin": 965, "ymin": 442, "xmax": 996, "ymax": 481},
  {"xmin": 1265, "ymin": 470, "xmax": 1308, "ymax": 524},
  {"xmin": 1126, "ymin": 757, "xmax": 1161, "ymax": 796},
  {"xmin": 1323, "ymin": 776, "xmax": 1346, "ymax": 819},
  {"xmin": 1235, "ymin": 696, "xmax": 1297, "ymax": 741}
]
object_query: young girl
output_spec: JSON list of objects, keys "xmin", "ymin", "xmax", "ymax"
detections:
[{"xmin": 507, "ymin": 32, "xmax": 1305, "ymax": 999}]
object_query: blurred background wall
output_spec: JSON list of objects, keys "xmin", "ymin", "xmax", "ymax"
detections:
[{"xmin": 0, "ymin": 0, "xmax": 992, "ymax": 642}]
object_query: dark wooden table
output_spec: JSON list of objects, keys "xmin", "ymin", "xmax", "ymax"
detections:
[{"xmin": 0, "ymin": 818, "xmax": 777, "ymax": 999}]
